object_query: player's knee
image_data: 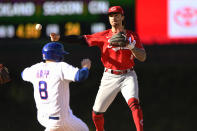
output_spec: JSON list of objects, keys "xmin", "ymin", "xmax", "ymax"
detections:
[{"xmin": 128, "ymin": 97, "xmax": 141, "ymax": 112}]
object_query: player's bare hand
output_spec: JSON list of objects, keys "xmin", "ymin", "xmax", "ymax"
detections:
[
  {"xmin": 50, "ymin": 33, "xmax": 60, "ymax": 41},
  {"xmin": 0, "ymin": 64, "xmax": 11, "ymax": 84},
  {"xmin": 81, "ymin": 59, "xmax": 91, "ymax": 69}
]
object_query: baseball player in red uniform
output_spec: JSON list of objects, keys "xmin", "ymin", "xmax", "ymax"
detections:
[{"xmin": 50, "ymin": 6, "xmax": 146, "ymax": 131}]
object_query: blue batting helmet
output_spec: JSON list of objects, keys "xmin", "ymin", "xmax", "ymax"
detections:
[{"xmin": 42, "ymin": 42, "xmax": 69, "ymax": 62}]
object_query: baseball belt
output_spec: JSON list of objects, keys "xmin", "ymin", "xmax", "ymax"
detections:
[
  {"xmin": 105, "ymin": 68, "xmax": 133, "ymax": 75},
  {"xmin": 49, "ymin": 116, "xmax": 59, "ymax": 120}
]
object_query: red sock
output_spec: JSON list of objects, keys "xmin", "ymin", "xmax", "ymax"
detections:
[
  {"xmin": 128, "ymin": 98, "xmax": 143, "ymax": 131},
  {"xmin": 92, "ymin": 111, "xmax": 104, "ymax": 131}
]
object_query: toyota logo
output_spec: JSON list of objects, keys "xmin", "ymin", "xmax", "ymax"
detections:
[{"xmin": 174, "ymin": 7, "xmax": 197, "ymax": 27}]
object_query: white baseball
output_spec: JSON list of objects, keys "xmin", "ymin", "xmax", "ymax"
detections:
[{"xmin": 35, "ymin": 24, "xmax": 42, "ymax": 30}]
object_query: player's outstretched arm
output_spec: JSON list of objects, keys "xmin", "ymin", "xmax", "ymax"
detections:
[
  {"xmin": 74, "ymin": 59, "xmax": 91, "ymax": 82},
  {"xmin": 50, "ymin": 33, "xmax": 87, "ymax": 45}
]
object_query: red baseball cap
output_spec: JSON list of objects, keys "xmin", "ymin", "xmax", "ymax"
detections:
[{"xmin": 108, "ymin": 6, "xmax": 124, "ymax": 15}]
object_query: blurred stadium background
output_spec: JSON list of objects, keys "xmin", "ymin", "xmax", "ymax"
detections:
[{"xmin": 0, "ymin": 0, "xmax": 197, "ymax": 131}]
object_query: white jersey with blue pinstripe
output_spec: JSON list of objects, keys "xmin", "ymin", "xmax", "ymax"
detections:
[{"xmin": 22, "ymin": 62, "xmax": 79, "ymax": 122}]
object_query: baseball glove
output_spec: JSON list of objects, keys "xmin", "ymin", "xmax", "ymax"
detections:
[
  {"xmin": 0, "ymin": 64, "xmax": 11, "ymax": 84},
  {"xmin": 109, "ymin": 32, "xmax": 129, "ymax": 47}
]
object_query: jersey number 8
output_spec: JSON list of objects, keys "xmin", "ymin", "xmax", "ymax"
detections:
[{"xmin": 39, "ymin": 81, "xmax": 48, "ymax": 99}]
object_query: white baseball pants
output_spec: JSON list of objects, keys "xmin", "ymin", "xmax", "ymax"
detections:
[
  {"xmin": 93, "ymin": 70, "xmax": 139, "ymax": 112},
  {"xmin": 37, "ymin": 110, "xmax": 89, "ymax": 131}
]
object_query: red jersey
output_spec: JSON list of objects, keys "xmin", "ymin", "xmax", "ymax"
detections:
[{"xmin": 84, "ymin": 29, "xmax": 144, "ymax": 70}]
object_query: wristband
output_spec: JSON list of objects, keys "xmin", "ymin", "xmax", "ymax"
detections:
[{"xmin": 129, "ymin": 40, "xmax": 136, "ymax": 50}]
